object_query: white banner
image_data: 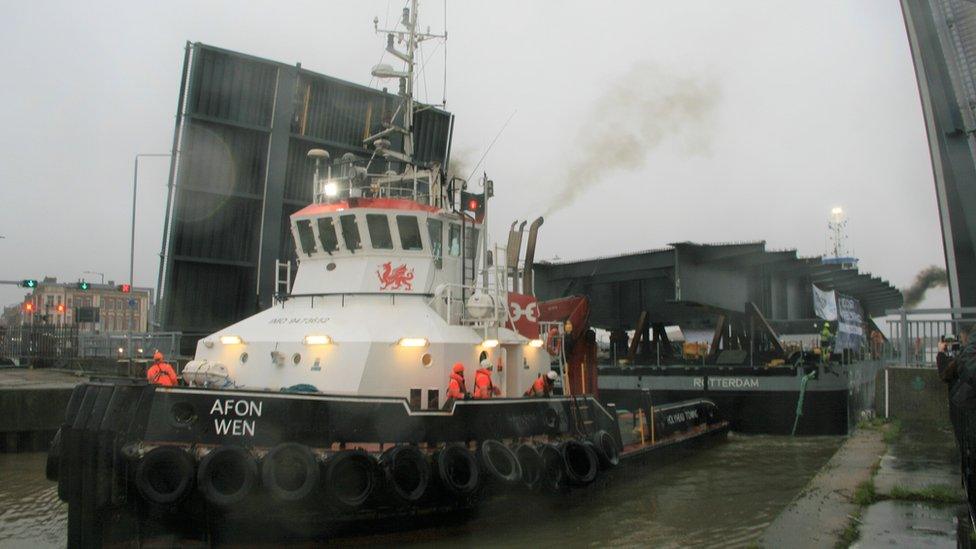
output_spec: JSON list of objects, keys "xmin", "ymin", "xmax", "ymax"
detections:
[{"xmin": 812, "ymin": 285, "xmax": 838, "ymax": 321}]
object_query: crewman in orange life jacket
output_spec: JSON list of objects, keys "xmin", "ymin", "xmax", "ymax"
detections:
[
  {"xmin": 473, "ymin": 359, "xmax": 501, "ymax": 399},
  {"xmin": 525, "ymin": 370, "xmax": 558, "ymax": 397},
  {"xmin": 146, "ymin": 351, "xmax": 178, "ymax": 386},
  {"xmin": 446, "ymin": 362, "xmax": 468, "ymax": 400}
]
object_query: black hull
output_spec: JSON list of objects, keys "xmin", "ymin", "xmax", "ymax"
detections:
[{"xmin": 50, "ymin": 381, "xmax": 727, "ymax": 547}]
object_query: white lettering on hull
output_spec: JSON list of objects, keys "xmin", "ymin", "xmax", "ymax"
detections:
[
  {"xmin": 708, "ymin": 377, "xmax": 761, "ymax": 390},
  {"xmin": 210, "ymin": 398, "xmax": 262, "ymax": 437}
]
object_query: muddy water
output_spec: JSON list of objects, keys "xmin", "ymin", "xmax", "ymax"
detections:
[
  {"xmin": 0, "ymin": 434, "xmax": 843, "ymax": 548},
  {"xmin": 0, "ymin": 453, "xmax": 65, "ymax": 548}
]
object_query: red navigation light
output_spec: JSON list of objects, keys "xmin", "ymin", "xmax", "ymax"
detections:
[
  {"xmin": 468, "ymin": 198, "xmax": 478, "ymax": 210},
  {"xmin": 24, "ymin": 302, "xmax": 34, "ymax": 313},
  {"xmin": 56, "ymin": 303, "xmax": 66, "ymax": 313},
  {"xmin": 118, "ymin": 284, "xmax": 131, "ymax": 293}
]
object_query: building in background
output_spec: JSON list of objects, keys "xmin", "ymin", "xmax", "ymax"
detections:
[
  {"xmin": 13, "ymin": 277, "xmax": 152, "ymax": 333},
  {"xmin": 157, "ymin": 43, "xmax": 454, "ymax": 351},
  {"xmin": 902, "ymin": 0, "xmax": 976, "ymax": 308}
]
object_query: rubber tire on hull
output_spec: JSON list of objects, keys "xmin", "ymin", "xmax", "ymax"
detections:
[
  {"xmin": 135, "ymin": 446, "xmax": 195, "ymax": 505},
  {"xmin": 379, "ymin": 445, "xmax": 430, "ymax": 505},
  {"xmin": 478, "ymin": 440, "xmax": 522, "ymax": 486},
  {"xmin": 198, "ymin": 445, "xmax": 258, "ymax": 507},
  {"xmin": 560, "ymin": 439, "xmax": 599, "ymax": 487},
  {"xmin": 513, "ymin": 444, "xmax": 543, "ymax": 491},
  {"xmin": 537, "ymin": 443, "xmax": 566, "ymax": 493},
  {"xmin": 435, "ymin": 444, "xmax": 479, "ymax": 496},
  {"xmin": 324, "ymin": 450, "xmax": 377, "ymax": 511},
  {"xmin": 589, "ymin": 430, "xmax": 620, "ymax": 469},
  {"xmin": 262, "ymin": 443, "xmax": 320, "ymax": 502}
]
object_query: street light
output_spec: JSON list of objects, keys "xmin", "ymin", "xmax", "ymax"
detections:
[
  {"xmin": 131, "ymin": 153, "xmax": 172, "ymax": 289},
  {"xmin": 83, "ymin": 271, "xmax": 105, "ymax": 284}
]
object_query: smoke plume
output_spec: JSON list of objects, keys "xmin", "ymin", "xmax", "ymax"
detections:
[
  {"xmin": 543, "ymin": 63, "xmax": 720, "ymax": 216},
  {"xmin": 902, "ymin": 266, "xmax": 948, "ymax": 308}
]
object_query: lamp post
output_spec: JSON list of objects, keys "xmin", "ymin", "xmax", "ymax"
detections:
[{"xmin": 131, "ymin": 153, "xmax": 172, "ymax": 288}]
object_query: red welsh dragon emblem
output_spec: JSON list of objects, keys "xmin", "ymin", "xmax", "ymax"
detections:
[{"xmin": 377, "ymin": 262, "xmax": 415, "ymax": 291}]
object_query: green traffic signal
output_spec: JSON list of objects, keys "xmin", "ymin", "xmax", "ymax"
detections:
[
  {"xmin": 77, "ymin": 281, "xmax": 90, "ymax": 291},
  {"xmin": 21, "ymin": 279, "xmax": 37, "ymax": 289}
]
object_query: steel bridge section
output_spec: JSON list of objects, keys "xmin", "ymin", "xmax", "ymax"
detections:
[{"xmin": 902, "ymin": 0, "xmax": 976, "ymax": 307}]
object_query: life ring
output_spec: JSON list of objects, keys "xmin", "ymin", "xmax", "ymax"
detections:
[
  {"xmin": 545, "ymin": 327, "xmax": 561, "ymax": 356},
  {"xmin": 559, "ymin": 439, "xmax": 599, "ymax": 486},
  {"xmin": 477, "ymin": 440, "xmax": 522, "ymax": 486},
  {"xmin": 379, "ymin": 445, "xmax": 430, "ymax": 505},
  {"xmin": 323, "ymin": 450, "xmax": 377, "ymax": 510},
  {"xmin": 589, "ymin": 430, "xmax": 620, "ymax": 469},
  {"xmin": 262, "ymin": 443, "xmax": 320, "ymax": 502},
  {"xmin": 435, "ymin": 444, "xmax": 479, "ymax": 496},
  {"xmin": 513, "ymin": 444, "xmax": 543, "ymax": 491},
  {"xmin": 134, "ymin": 446, "xmax": 195, "ymax": 505},
  {"xmin": 198, "ymin": 445, "xmax": 257, "ymax": 506}
]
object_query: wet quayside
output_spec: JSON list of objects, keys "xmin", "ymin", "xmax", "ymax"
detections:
[{"xmin": 1, "ymin": 434, "xmax": 842, "ymax": 548}]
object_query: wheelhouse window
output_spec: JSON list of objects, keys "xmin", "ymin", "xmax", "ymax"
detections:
[
  {"xmin": 427, "ymin": 218, "xmax": 443, "ymax": 268},
  {"xmin": 397, "ymin": 215, "xmax": 424, "ymax": 251},
  {"xmin": 448, "ymin": 224, "xmax": 461, "ymax": 256},
  {"xmin": 316, "ymin": 217, "xmax": 338, "ymax": 254},
  {"xmin": 367, "ymin": 214, "xmax": 393, "ymax": 249},
  {"xmin": 296, "ymin": 219, "xmax": 317, "ymax": 257},
  {"xmin": 339, "ymin": 214, "xmax": 362, "ymax": 252}
]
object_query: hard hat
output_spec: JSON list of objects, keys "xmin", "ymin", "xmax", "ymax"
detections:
[
  {"xmin": 453, "ymin": 362, "xmax": 465, "ymax": 374},
  {"xmin": 546, "ymin": 371, "xmax": 558, "ymax": 381},
  {"xmin": 480, "ymin": 359, "xmax": 493, "ymax": 370},
  {"xmin": 153, "ymin": 351, "xmax": 163, "ymax": 361}
]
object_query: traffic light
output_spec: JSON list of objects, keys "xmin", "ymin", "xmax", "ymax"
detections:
[
  {"xmin": 460, "ymin": 191, "xmax": 485, "ymax": 220},
  {"xmin": 21, "ymin": 279, "xmax": 37, "ymax": 289},
  {"xmin": 118, "ymin": 284, "xmax": 131, "ymax": 293},
  {"xmin": 56, "ymin": 303, "xmax": 65, "ymax": 313},
  {"xmin": 77, "ymin": 281, "xmax": 90, "ymax": 291}
]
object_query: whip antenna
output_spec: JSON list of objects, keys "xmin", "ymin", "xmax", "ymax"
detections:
[{"xmin": 466, "ymin": 109, "xmax": 517, "ymax": 183}]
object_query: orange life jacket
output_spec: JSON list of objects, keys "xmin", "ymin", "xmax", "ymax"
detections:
[
  {"xmin": 524, "ymin": 376, "xmax": 551, "ymax": 397},
  {"xmin": 447, "ymin": 372, "xmax": 467, "ymax": 399},
  {"xmin": 473, "ymin": 368, "xmax": 499, "ymax": 399},
  {"xmin": 147, "ymin": 362, "xmax": 178, "ymax": 387}
]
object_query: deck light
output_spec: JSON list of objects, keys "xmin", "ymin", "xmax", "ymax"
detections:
[
  {"xmin": 304, "ymin": 334, "xmax": 333, "ymax": 346},
  {"xmin": 482, "ymin": 339, "xmax": 499, "ymax": 349},
  {"xmin": 397, "ymin": 337, "xmax": 429, "ymax": 348},
  {"xmin": 323, "ymin": 181, "xmax": 338, "ymax": 197},
  {"xmin": 528, "ymin": 339, "xmax": 544, "ymax": 348},
  {"xmin": 220, "ymin": 335, "xmax": 244, "ymax": 345}
]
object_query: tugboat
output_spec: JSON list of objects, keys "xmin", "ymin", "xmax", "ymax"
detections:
[{"xmin": 47, "ymin": 3, "xmax": 728, "ymax": 546}]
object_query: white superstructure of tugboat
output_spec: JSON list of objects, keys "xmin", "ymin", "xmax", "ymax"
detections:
[{"xmin": 181, "ymin": 2, "xmax": 548, "ymax": 401}]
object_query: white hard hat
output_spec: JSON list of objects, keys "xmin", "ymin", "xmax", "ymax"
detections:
[
  {"xmin": 480, "ymin": 359, "xmax": 493, "ymax": 369},
  {"xmin": 546, "ymin": 371, "xmax": 558, "ymax": 381}
]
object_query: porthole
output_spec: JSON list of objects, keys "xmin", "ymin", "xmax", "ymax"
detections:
[
  {"xmin": 292, "ymin": 353, "xmax": 302, "ymax": 365},
  {"xmin": 240, "ymin": 352, "xmax": 249, "ymax": 364},
  {"xmin": 326, "ymin": 262, "xmax": 337, "ymax": 271},
  {"xmin": 421, "ymin": 353, "xmax": 433, "ymax": 368}
]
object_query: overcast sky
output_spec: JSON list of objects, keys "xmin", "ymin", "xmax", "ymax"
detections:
[{"xmin": 0, "ymin": 1, "xmax": 950, "ymax": 312}]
